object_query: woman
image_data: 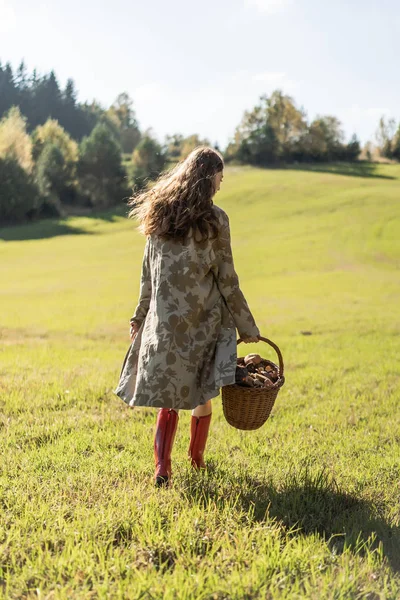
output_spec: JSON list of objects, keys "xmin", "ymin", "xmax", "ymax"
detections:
[{"xmin": 113, "ymin": 147, "xmax": 260, "ymax": 487}]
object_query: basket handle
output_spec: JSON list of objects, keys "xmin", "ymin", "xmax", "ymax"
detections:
[{"xmin": 237, "ymin": 336, "xmax": 284, "ymax": 378}]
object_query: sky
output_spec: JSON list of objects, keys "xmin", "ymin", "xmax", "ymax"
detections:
[{"xmin": 1, "ymin": 0, "xmax": 399, "ymax": 147}]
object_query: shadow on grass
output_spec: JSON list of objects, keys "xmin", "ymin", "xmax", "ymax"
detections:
[
  {"xmin": 179, "ymin": 465, "xmax": 400, "ymax": 572},
  {"xmin": 285, "ymin": 162, "xmax": 396, "ymax": 180},
  {"xmin": 0, "ymin": 205, "xmax": 129, "ymax": 241},
  {"xmin": 0, "ymin": 221, "xmax": 94, "ymax": 241}
]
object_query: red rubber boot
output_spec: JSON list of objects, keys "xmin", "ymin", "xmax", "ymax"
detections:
[
  {"xmin": 154, "ymin": 408, "xmax": 179, "ymax": 487},
  {"xmin": 188, "ymin": 413, "xmax": 212, "ymax": 469}
]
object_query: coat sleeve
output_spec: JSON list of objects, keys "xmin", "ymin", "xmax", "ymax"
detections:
[
  {"xmin": 130, "ymin": 237, "xmax": 152, "ymax": 326},
  {"xmin": 214, "ymin": 215, "xmax": 260, "ymax": 339}
]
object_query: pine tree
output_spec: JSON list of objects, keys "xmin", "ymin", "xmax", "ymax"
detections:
[
  {"xmin": 16, "ymin": 60, "xmax": 31, "ymax": 120},
  {"xmin": 30, "ymin": 70, "xmax": 62, "ymax": 129},
  {"xmin": 0, "ymin": 63, "xmax": 17, "ymax": 117},
  {"xmin": 60, "ymin": 79, "xmax": 81, "ymax": 138}
]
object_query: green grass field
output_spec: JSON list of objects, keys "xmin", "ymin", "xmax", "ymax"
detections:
[{"xmin": 1, "ymin": 162, "xmax": 400, "ymax": 599}]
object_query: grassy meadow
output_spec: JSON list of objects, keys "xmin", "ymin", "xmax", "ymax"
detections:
[{"xmin": 1, "ymin": 162, "xmax": 400, "ymax": 599}]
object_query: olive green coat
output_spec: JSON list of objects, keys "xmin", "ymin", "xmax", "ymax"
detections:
[{"xmin": 113, "ymin": 205, "xmax": 260, "ymax": 410}]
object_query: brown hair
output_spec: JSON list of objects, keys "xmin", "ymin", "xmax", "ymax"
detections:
[{"xmin": 127, "ymin": 146, "xmax": 224, "ymax": 241}]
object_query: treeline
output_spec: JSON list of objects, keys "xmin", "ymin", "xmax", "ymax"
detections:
[
  {"xmin": 225, "ymin": 91, "xmax": 361, "ymax": 165},
  {"xmin": 0, "ymin": 105, "xmax": 210, "ymax": 224},
  {"xmin": 0, "ymin": 61, "xmax": 212, "ymax": 225},
  {"xmin": 1, "ymin": 60, "xmax": 399, "ymax": 226},
  {"xmin": 0, "ymin": 61, "xmax": 141, "ymax": 152},
  {"xmin": 0, "ymin": 107, "xmax": 129, "ymax": 222}
]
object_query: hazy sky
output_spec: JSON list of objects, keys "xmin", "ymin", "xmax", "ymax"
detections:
[{"xmin": 1, "ymin": 0, "xmax": 399, "ymax": 147}]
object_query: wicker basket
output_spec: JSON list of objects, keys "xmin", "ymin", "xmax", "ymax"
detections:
[{"xmin": 222, "ymin": 336, "xmax": 285, "ymax": 430}]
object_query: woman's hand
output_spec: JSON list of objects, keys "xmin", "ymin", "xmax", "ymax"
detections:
[
  {"xmin": 129, "ymin": 320, "xmax": 140, "ymax": 341},
  {"xmin": 241, "ymin": 335, "xmax": 260, "ymax": 344}
]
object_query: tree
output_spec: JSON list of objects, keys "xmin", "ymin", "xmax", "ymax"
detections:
[
  {"xmin": 226, "ymin": 90, "xmax": 358, "ymax": 165},
  {"xmin": 35, "ymin": 143, "xmax": 67, "ymax": 215},
  {"xmin": 32, "ymin": 119, "xmax": 79, "ymax": 206},
  {"xmin": 225, "ymin": 102, "xmax": 278, "ymax": 165},
  {"xmin": 0, "ymin": 157, "xmax": 40, "ymax": 223},
  {"xmin": 78, "ymin": 123, "xmax": 128, "ymax": 207},
  {"xmin": 264, "ymin": 90, "xmax": 308, "ymax": 160},
  {"xmin": 164, "ymin": 134, "xmax": 211, "ymax": 162},
  {"xmin": 179, "ymin": 134, "xmax": 210, "ymax": 159},
  {"xmin": 129, "ymin": 133, "xmax": 166, "ymax": 189},
  {"xmin": 313, "ymin": 116, "xmax": 344, "ymax": 160},
  {"xmin": 297, "ymin": 118, "xmax": 329, "ymax": 161},
  {"xmin": 295, "ymin": 115, "xmax": 347, "ymax": 162},
  {"xmin": 361, "ymin": 141, "xmax": 373, "ymax": 162},
  {"xmin": 32, "ymin": 119, "xmax": 78, "ymax": 164},
  {"xmin": 0, "ymin": 61, "xmax": 104, "ymax": 140},
  {"xmin": 0, "ymin": 106, "xmax": 33, "ymax": 172},
  {"xmin": 107, "ymin": 93, "xmax": 141, "ymax": 153},
  {"xmin": 375, "ymin": 117, "xmax": 396, "ymax": 158},
  {"xmin": 296, "ymin": 116, "xmax": 344, "ymax": 161},
  {"xmin": 78, "ymin": 100, "xmax": 106, "ymax": 139},
  {"xmin": 59, "ymin": 78, "xmax": 81, "ymax": 139},
  {"xmin": 344, "ymin": 134, "xmax": 361, "ymax": 161},
  {"xmin": 391, "ymin": 126, "xmax": 400, "ymax": 161},
  {"xmin": 29, "ymin": 70, "xmax": 62, "ymax": 129},
  {"xmin": 15, "ymin": 60, "xmax": 32, "ymax": 119},
  {"xmin": 165, "ymin": 133, "xmax": 184, "ymax": 160},
  {"xmin": 15, "ymin": 61, "xmax": 29, "ymax": 89},
  {"xmin": 226, "ymin": 91, "xmax": 307, "ymax": 164},
  {"xmin": 0, "ymin": 63, "xmax": 17, "ymax": 118}
]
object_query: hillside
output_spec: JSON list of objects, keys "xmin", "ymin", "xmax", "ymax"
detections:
[{"xmin": 1, "ymin": 163, "xmax": 399, "ymax": 598}]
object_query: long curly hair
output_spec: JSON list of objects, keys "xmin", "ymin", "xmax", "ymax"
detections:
[{"xmin": 127, "ymin": 146, "xmax": 224, "ymax": 241}]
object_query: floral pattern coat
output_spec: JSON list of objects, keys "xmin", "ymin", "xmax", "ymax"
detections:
[{"xmin": 113, "ymin": 204, "xmax": 260, "ymax": 410}]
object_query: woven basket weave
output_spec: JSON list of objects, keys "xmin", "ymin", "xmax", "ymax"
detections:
[{"xmin": 222, "ymin": 336, "xmax": 285, "ymax": 431}]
